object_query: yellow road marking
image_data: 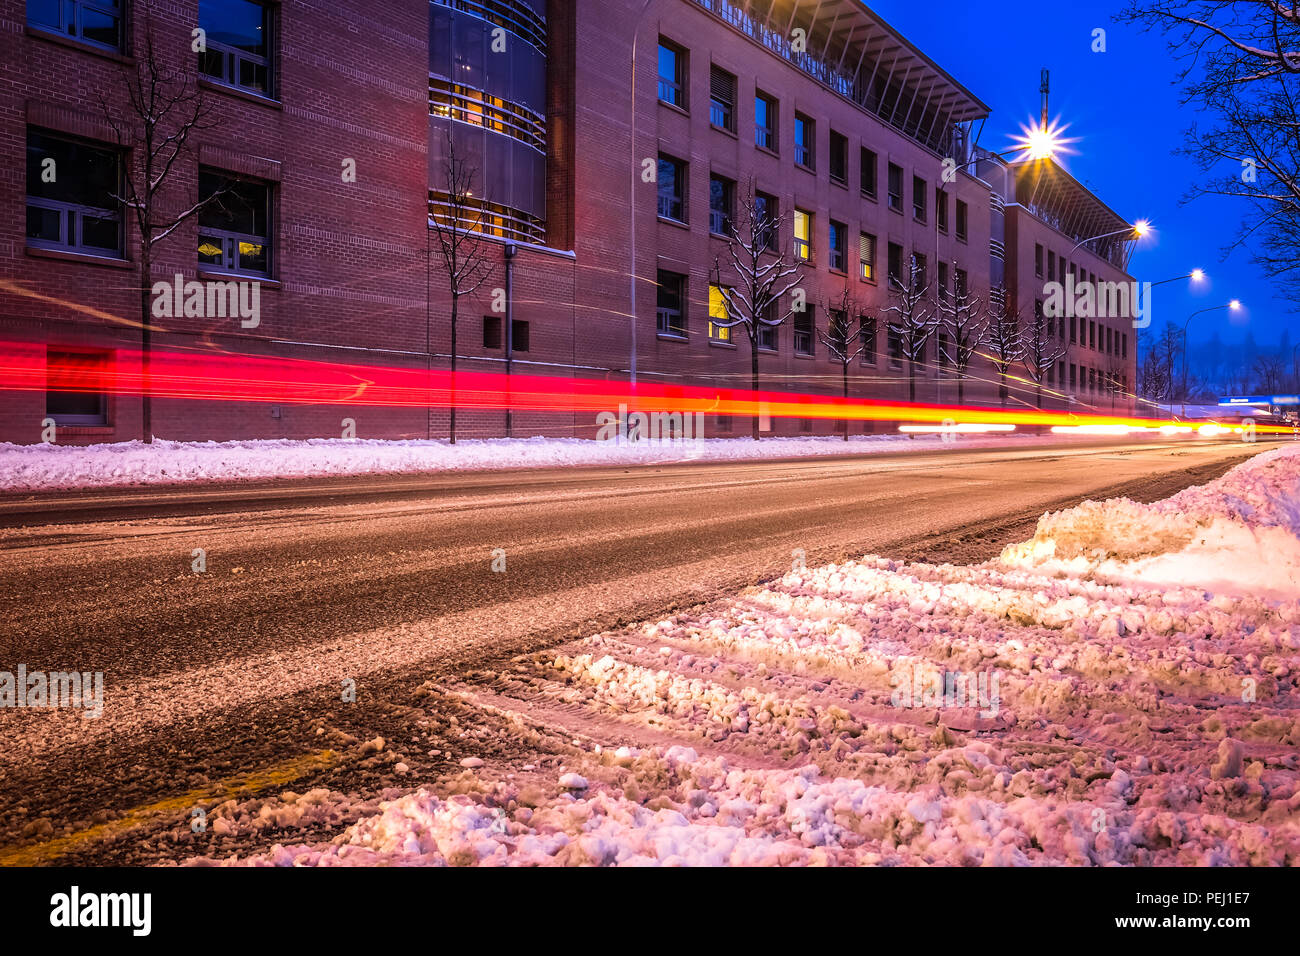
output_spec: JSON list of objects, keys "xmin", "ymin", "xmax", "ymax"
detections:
[{"xmin": 0, "ymin": 749, "xmax": 338, "ymax": 867}]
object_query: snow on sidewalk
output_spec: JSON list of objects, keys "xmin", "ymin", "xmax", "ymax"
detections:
[
  {"xmin": 3, "ymin": 433, "xmax": 1053, "ymax": 493},
  {"xmin": 190, "ymin": 447, "xmax": 1300, "ymax": 867}
]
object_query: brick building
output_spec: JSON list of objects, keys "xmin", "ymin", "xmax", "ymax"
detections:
[{"xmin": 0, "ymin": 0, "xmax": 1139, "ymax": 445}]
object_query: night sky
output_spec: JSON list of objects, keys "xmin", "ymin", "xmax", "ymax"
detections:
[{"xmin": 875, "ymin": 0, "xmax": 1293, "ymax": 349}]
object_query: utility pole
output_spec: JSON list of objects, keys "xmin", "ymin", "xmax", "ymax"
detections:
[{"xmin": 1040, "ymin": 68, "xmax": 1050, "ymax": 129}]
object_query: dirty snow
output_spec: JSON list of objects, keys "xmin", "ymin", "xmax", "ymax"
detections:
[{"xmin": 189, "ymin": 447, "xmax": 1300, "ymax": 867}]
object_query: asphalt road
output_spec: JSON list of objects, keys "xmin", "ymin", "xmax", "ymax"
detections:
[{"xmin": 0, "ymin": 437, "xmax": 1268, "ymax": 863}]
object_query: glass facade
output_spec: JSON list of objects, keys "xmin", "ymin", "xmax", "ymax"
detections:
[{"xmin": 429, "ymin": 0, "xmax": 547, "ymax": 243}]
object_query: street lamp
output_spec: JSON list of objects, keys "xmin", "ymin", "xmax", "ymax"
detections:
[
  {"xmin": 1181, "ymin": 300, "xmax": 1242, "ymax": 417},
  {"xmin": 627, "ymin": 0, "xmax": 657, "ymax": 391},
  {"xmin": 1069, "ymin": 219, "xmax": 1149, "ymax": 255},
  {"xmin": 1147, "ymin": 269, "xmax": 1204, "ymax": 288}
]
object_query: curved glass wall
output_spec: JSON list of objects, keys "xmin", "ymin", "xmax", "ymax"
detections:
[{"xmin": 429, "ymin": 0, "xmax": 546, "ymax": 243}]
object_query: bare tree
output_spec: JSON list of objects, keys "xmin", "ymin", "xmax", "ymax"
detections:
[
  {"xmin": 936, "ymin": 271, "xmax": 988, "ymax": 406},
  {"xmin": 1253, "ymin": 353, "xmax": 1286, "ymax": 393},
  {"xmin": 429, "ymin": 127, "xmax": 494, "ymax": 444},
  {"xmin": 97, "ymin": 8, "xmax": 230, "ymax": 442},
  {"xmin": 710, "ymin": 180, "xmax": 805, "ymax": 440},
  {"xmin": 818, "ymin": 281, "xmax": 870, "ymax": 441},
  {"xmin": 882, "ymin": 255, "xmax": 940, "ymax": 403},
  {"xmin": 984, "ymin": 285, "xmax": 1024, "ymax": 405},
  {"xmin": 1138, "ymin": 343, "xmax": 1172, "ymax": 403},
  {"xmin": 1118, "ymin": 2, "xmax": 1300, "ymax": 301},
  {"xmin": 1021, "ymin": 305, "xmax": 1069, "ymax": 409}
]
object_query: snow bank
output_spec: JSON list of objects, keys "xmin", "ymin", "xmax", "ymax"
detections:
[
  {"xmin": 0, "ymin": 434, "xmax": 1044, "ymax": 492},
  {"xmin": 1001, "ymin": 445, "xmax": 1300, "ymax": 598},
  {"xmin": 186, "ymin": 444, "xmax": 1300, "ymax": 867}
]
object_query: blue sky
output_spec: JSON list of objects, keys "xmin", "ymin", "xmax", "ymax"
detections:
[{"xmin": 874, "ymin": 0, "xmax": 1292, "ymax": 348}]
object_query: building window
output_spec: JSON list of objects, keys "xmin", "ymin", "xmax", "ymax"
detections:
[
  {"xmin": 709, "ymin": 174, "xmax": 734, "ymax": 236},
  {"xmin": 28, "ymin": 0, "xmax": 121, "ymax": 50},
  {"xmin": 709, "ymin": 65, "xmax": 736, "ymax": 131},
  {"xmin": 955, "ymin": 268, "xmax": 968, "ymax": 299},
  {"xmin": 755, "ymin": 191, "xmax": 778, "ymax": 251},
  {"xmin": 199, "ymin": 0, "xmax": 273, "ymax": 97},
  {"xmin": 887, "ymin": 242, "xmax": 903, "ymax": 286},
  {"xmin": 888, "ymin": 325, "xmax": 903, "ymax": 369},
  {"xmin": 1122, "ymin": 333, "xmax": 1128, "ymax": 359},
  {"xmin": 758, "ymin": 301, "xmax": 778, "ymax": 351},
  {"xmin": 656, "ymin": 270, "xmax": 687, "ymax": 337},
  {"xmin": 937, "ymin": 333, "xmax": 951, "ymax": 375},
  {"xmin": 45, "ymin": 349, "xmax": 109, "ymax": 425},
  {"xmin": 1048, "ymin": 250, "xmax": 1056, "ymax": 282},
  {"xmin": 1089, "ymin": 320, "xmax": 1097, "ymax": 350},
  {"xmin": 859, "ymin": 315, "xmax": 876, "ymax": 364},
  {"xmin": 793, "ymin": 209, "xmax": 811, "ymax": 261},
  {"xmin": 198, "ymin": 170, "xmax": 271, "ymax": 276},
  {"xmin": 511, "ymin": 319, "xmax": 530, "ymax": 352},
  {"xmin": 829, "ymin": 130, "xmax": 848, "ymax": 185},
  {"xmin": 936, "ymin": 189, "xmax": 948, "ymax": 233},
  {"xmin": 657, "ymin": 39, "xmax": 685, "ymax": 108},
  {"xmin": 887, "ymin": 163, "xmax": 903, "ymax": 212},
  {"xmin": 828, "ymin": 309, "xmax": 849, "ymax": 355},
  {"xmin": 861, "ymin": 148, "xmax": 877, "ymax": 199},
  {"xmin": 794, "ymin": 113, "xmax": 814, "ymax": 169},
  {"xmin": 793, "ymin": 308, "xmax": 814, "ymax": 356},
  {"xmin": 912, "ymin": 175, "xmax": 927, "ymax": 222},
  {"xmin": 1035, "ymin": 243, "xmax": 1044, "ymax": 278},
  {"xmin": 828, "ymin": 220, "xmax": 847, "ymax": 272},
  {"xmin": 860, "ymin": 232, "xmax": 876, "ymax": 282},
  {"xmin": 755, "ymin": 91, "xmax": 777, "ymax": 151},
  {"xmin": 937, "ymin": 262, "xmax": 949, "ymax": 304},
  {"xmin": 483, "ymin": 315, "xmax": 503, "ymax": 349},
  {"xmin": 26, "ymin": 130, "xmax": 122, "ymax": 257},
  {"xmin": 910, "ymin": 252, "xmax": 927, "ymax": 293},
  {"xmin": 956, "ymin": 200, "xmax": 968, "ymax": 241},
  {"xmin": 657, "ymin": 154, "xmax": 686, "ymax": 223},
  {"xmin": 708, "ymin": 284, "xmax": 731, "ymax": 342},
  {"xmin": 428, "ymin": 78, "xmax": 547, "ymax": 153}
]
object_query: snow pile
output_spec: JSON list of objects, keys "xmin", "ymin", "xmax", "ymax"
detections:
[
  {"xmin": 190, "ymin": 446, "xmax": 1300, "ymax": 867},
  {"xmin": 0, "ymin": 433, "xmax": 1042, "ymax": 492},
  {"xmin": 1001, "ymin": 445, "xmax": 1300, "ymax": 597}
]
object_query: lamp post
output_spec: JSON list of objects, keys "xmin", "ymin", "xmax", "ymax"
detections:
[
  {"xmin": 1068, "ymin": 219, "xmax": 1149, "ymax": 256},
  {"xmin": 627, "ymin": 0, "xmax": 658, "ymax": 395},
  {"xmin": 1182, "ymin": 300, "xmax": 1242, "ymax": 417}
]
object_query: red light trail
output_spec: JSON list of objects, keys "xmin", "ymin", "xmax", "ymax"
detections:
[{"xmin": 1, "ymin": 341, "xmax": 1293, "ymax": 434}]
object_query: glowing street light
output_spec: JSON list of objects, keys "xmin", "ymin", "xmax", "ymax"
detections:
[
  {"xmin": 1181, "ymin": 300, "xmax": 1244, "ymax": 416},
  {"xmin": 1190, "ymin": 268, "xmax": 1205, "ymax": 282},
  {"xmin": 1068, "ymin": 220, "xmax": 1151, "ymax": 255}
]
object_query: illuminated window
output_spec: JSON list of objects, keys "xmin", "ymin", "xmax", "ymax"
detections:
[
  {"xmin": 658, "ymin": 154, "xmax": 686, "ymax": 223},
  {"xmin": 755, "ymin": 91, "xmax": 777, "ymax": 150},
  {"xmin": 859, "ymin": 233, "xmax": 876, "ymax": 281},
  {"xmin": 198, "ymin": 170, "xmax": 271, "ymax": 276},
  {"xmin": 793, "ymin": 209, "xmax": 810, "ymax": 260},
  {"xmin": 708, "ymin": 284, "xmax": 731, "ymax": 342}
]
